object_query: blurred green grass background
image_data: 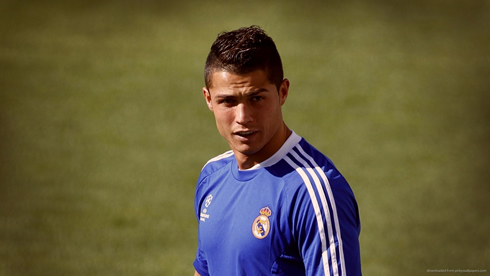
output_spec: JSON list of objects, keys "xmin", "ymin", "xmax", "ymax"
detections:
[{"xmin": 0, "ymin": 0, "xmax": 489, "ymax": 275}]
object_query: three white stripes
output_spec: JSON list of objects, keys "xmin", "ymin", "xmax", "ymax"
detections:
[
  {"xmin": 203, "ymin": 143, "xmax": 346, "ymax": 275},
  {"xmin": 284, "ymin": 145, "xmax": 345, "ymax": 276}
]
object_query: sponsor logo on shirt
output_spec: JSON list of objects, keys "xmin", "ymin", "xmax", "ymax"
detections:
[
  {"xmin": 252, "ymin": 206, "xmax": 272, "ymax": 239},
  {"xmin": 200, "ymin": 194, "xmax": 213, "ymax": 222}
]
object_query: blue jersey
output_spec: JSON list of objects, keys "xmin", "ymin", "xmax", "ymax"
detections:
[{"xmin": 193, "ymin": 132, "xmax": 361, "ymax": 276}]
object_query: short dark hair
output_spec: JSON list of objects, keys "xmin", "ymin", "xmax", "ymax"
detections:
[{"xmin": 204, "ymin": 26, "xmax": 284, "ymax": 90}]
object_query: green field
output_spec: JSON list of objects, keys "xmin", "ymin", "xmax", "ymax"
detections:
[{"xmin": 1, "ymin": 0, "xmax": 489, "ymax": 275}]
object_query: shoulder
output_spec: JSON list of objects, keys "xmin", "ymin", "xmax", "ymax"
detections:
[
  {"xmin": 198, "ymin": 150, "xmax": 235, "ymax": 183},
  {"xmin": 280, "ymin": 138, "xmax": 354, "ymax": 205},
  {"xmin": 263, "ymin": 134, "xmax": 340, "ymax": 188},
  {"xmin": 296, "ymin": 139, "xmax": 337, "ymax": 169},
  {"xmin": 282, "ymin": 138, "xmax": 339, "ymax": 178},
  {"xmin": 195, "ymin": 150, "xmax": 235, "ymax": 213}
]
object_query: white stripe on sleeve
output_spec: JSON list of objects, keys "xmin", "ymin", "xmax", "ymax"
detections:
[
  {"xmin": 290, "ymin": 149, "xmax": 340, "ymax": 276},
  {"xmin": 284, "ymin": 155, "xmax": 330, "ymax": 276},
  {"xmin": 295, "ymin": 145, "xmax": 346, "ymax": 276}
]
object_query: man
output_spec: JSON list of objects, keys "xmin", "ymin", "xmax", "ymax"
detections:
[{"xmin": 193, "ymin": 26, "xmax": 361, "ymax": 276}]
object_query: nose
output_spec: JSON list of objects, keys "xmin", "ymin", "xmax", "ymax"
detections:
[{"xmin": 235, "ymin": 103, "xmax": 253, "ymax": 125}]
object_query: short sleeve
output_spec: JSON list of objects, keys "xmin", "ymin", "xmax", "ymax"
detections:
[
  {"xmin": 193, "ymin": 173, "xmax": 210, "ymax": 276},
  {"xmin": 291, "ymin": 167, "xmax": 361, "ymax": 276},
  {"xmin": 193, "ymin": 233, "xmax": 209, "ymax": 276}
]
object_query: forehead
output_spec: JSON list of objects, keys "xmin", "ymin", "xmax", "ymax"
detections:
[{"xmin": 208, "ymin": 70, "xmax": 274, "ymax": 93}]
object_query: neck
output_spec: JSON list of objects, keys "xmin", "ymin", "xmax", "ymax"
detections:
[{"xmin": 235, "ymin": 123, "xmax": 291, "ymax": 170}]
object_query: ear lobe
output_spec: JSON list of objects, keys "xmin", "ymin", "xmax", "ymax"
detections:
[
  {"xmin": 279, "ymin": 79, "xmax": 290, "ymax": 106},
  {"xmin": 203, "ymin": 87, "xmax": 213, "ymax": 111}
]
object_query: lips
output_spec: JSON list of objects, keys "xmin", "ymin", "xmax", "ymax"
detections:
[
  {"xmin": 236, "ymin": 131, "xmax": 256, "ymax": 136},
  {"xmin": 234, "ymin": 130, "xmax": 258, "ymax": 139}
]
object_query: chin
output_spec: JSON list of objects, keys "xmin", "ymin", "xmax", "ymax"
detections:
[{"xmin": 233, "ymin": 144, "xmax": 261, "ymax": 156}]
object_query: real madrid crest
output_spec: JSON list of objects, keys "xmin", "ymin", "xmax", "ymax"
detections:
[{"xmin": 252, "ymin": 207, "xmax": 272, "ymax": 239}]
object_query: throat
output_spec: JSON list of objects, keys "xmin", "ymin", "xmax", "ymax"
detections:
[{"xmin": 234, "ymin": 124, "xmax": 291, "ymax": 170}]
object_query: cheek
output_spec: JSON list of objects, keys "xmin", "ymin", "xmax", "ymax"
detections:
[
  {"xmin": 213, "ymin": 109, "xmax": 234, "ymax": 130},
  {"xmin": 262, "ymin": 105, "xmax": 281, "ymax": 123},
  {"xmin": 263, "ymin": 107, "xmax": 283, "ymax": 134}
]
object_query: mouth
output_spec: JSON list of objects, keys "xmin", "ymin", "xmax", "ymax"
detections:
[{"xmin": 234, "ymin": 130, "xmax": 257, "ymax": 137}]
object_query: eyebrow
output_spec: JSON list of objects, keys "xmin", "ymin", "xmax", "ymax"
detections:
[{"xmin": 215, "ymin": 88, "xmax": 269, "ymax": 99}]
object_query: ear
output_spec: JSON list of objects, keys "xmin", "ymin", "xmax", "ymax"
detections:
[
  {"xmin": 203, "ymin": 87, "xmax": 214, "ymax": 111},
  {"xmin": 279, "ymin": 79, "xmax": 290, "ymax": 106}
]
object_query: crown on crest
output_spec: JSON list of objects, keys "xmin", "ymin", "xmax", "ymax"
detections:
[{"xmin": 259, "ymin": 207, "xmax": 272, "ymax": 217}]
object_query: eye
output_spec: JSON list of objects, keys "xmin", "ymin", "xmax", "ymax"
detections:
[
  {"xmin": 218, "ymin": 98, "xmax": 236, "ymax": 106},
  {"xmin": 252, "ymin": 96, "xmax": 263, "ymax": 102}
]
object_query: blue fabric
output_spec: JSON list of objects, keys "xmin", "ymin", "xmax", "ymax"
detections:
[{"xmin": 193, "ymin": 134, "xmax": 361, "ymax": 276}]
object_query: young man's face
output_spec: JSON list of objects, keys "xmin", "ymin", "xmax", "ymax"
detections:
[{"xmin": 203, "ymin": 69, "xmax": 290, "ymax": 169}]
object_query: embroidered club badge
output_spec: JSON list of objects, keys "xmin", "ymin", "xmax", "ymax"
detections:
[{"xmin": 252, "ymin": 207, "xmax": 272, "ymax": 239}]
